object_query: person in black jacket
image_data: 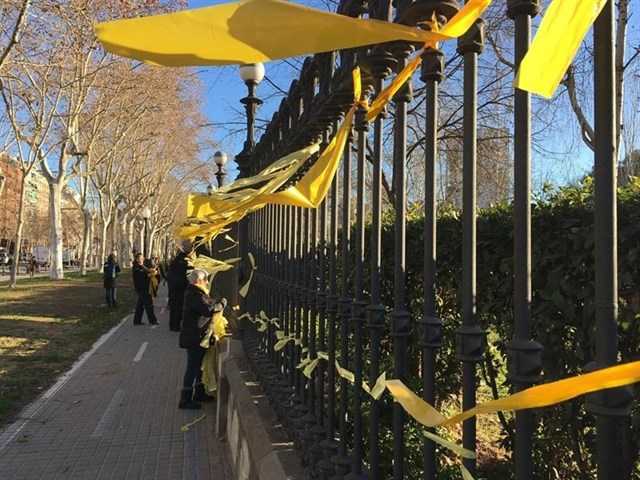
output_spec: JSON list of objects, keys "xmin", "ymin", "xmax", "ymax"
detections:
[
  {"xmin": 167, "ymin": 240, "xmax": 194, "ymax": 332},
  {"xmin": 178, "ymin": 269, "xmax": 226, "ymax": 409},
  {"xmin": 132, "ymin": 253, "xmax": 159, "ymax": 325},
  {"xmin": 103, "ymin": 253, "xmax": 121, "ymax": 307}
]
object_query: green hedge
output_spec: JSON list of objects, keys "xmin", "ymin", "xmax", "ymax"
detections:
[{"xmin": 353, "ymin": 177, "xmax": 639, "ymax": 478}]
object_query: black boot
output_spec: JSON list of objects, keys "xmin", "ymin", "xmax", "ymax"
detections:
[
  {"xmin": 193, "ymin": 383, "xmax": 215, "ymax": 403},
  {"xmin": 178, "ymin": 388, "xmax": 201, "ymax": 410}
]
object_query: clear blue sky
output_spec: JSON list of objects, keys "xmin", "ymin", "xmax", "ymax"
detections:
[
  {"xmin": 185, "ymin": 0, "xmax": 633, "ymax": 191},
  {"xmin": 187, "ymin": 0, "xmax": 301, "ymax": 183}
]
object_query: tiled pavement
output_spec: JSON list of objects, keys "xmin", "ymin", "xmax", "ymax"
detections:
[{"xmin": 0, "ymin": 287, "xmax": 232, "ymax": 480}]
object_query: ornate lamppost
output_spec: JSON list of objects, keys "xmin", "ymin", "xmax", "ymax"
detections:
[
  {"xmin": 236, "ymin": 63, "xmax": 264, "ymax": 307},
  {"xmin": 214, "ymin": 150, "xmax": 228, "ymax": 188},
  {"xmin": 236, "ymin": 63, "xmax": 265, "ymax": 177}
]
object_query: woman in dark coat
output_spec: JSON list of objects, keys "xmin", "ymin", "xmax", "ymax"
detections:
[
  {"xmin": 103, "ymin": 253, "xmax": 121, "ymax": 307},
  {"xmin": 178, "ymin": 268, "xmax": 226, "ymax": 409}
]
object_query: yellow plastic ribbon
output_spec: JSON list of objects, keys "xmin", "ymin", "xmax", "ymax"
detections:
[
  {"xmin": 239, "ymin": 252, "xmax": 256, "ymax": 298},
  {"xmin": 303, "ymin": 358, "xmax": 320, "ymax": 379},
  {"xmin": 422, "ymin": 430, "xmax": 475, "ymax": 460},
  {"xmin": 180, "ymin": 413, "xmax": 206, "ymax": 432},
  {"xmin": 386, "ymin": 360, "xmax": 640, "ymax": 429},
  {"xmin": 367, "ymin": 54, "xmax": 422, "ymax": 122},
  {"xmin": 274, "ymin": 335, "xmax": 295, "ymax": 351},
  {"xmin": 201, "ymin": 348, "xmax": 219, "ymax": 394},
  {"xmin": 297, "ymin": 356, "xmax": 312, "ymax": 370},
  {"xmin": 369, "ymin": 371, "xmax": 388, "ymax": 401},
  {"xmin": 335, "ymin": 361, "xmax": 355, "ymax": 384},
  {"xmin": 515, "ymin": 0, "xmax": 606, "ymax": 98},
  {"xmin": 193, "ymin": 254, "xmax": 240, "ymax": 276},
  {"xmin": 95, "ymin": 0, "xmax": 461, "ymax": 67}
]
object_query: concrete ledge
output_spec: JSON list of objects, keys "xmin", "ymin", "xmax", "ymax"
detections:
[{"xmin": 216, "ymin": 338, "xmax": 303, "ymax": 480}]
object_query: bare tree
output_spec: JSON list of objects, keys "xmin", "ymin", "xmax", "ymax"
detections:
[
  {"xmin": 0, "ymin": 0, "xmax": 31, "ymax": 72},
  {"xmin": 563, "ymin": 0, "xmax": 638, "ymax": 158},
  {"xmin": 0, "ymin": 55, "xmax": 62, "ymax": 287}
]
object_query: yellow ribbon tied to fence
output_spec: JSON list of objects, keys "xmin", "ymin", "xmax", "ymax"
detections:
[
  {"xmin": 515, "ymin": 0, "xmax": 607, "ymax": 98},
  {"xmin": 239, "ymin": 252, "xmax": 256, "ymax": 298},
  {"xmin": 96, "ymin": 0, "xmax": 606, "ymax": 98},
  {"xmin": 386, "ymin": 360, "xmax": 640, "ymax": 429},
  {"xmin": 95, "ymin": 0, "xmax": 471, "ymax": 66}
]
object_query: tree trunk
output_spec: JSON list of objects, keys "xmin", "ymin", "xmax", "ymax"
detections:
[
  {"xmin": 139, "ymin": 226, "xmax": 144, "ymax": 256},
  {"xmin": 127, "ymin": 217, "xmax": 136, "ymax": 266},
  {"xmin": 119, "ymin": 212, "xmax": 129, "ymax": 265},
  {"xmin": 99, "ymin": 218, "xmax": 109, "ymax": 272},
  {"xmin": 9, "ymin": 177, "xmax": 27, "ymax": 288},
  {"xmin": 48, "ymin": 181, "xmax": 64, "ymax": 280},
  {"xmin": 615, "ymin": 0, "xmax": 628, "ymax": 156},
  {"xmin": 80, "ymin": 209, "xmax": 91, "ymax": 276},
  {"xmin": 88, "ymin": 214, "xmax": 95, "ymax": 269},
  {"xmin": 148, "ymin": 229, "xmax": 156, "ymax": 257},
  {"xmin": 111, "ymin": 211, "xmax": 118, "ymax": 256}
]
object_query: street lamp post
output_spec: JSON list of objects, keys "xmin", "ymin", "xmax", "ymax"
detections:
[
  {"xmin": 142, "ymin": 207, "xmax": 151, "ymax": 258},
  {"xmin": 236, "ymin": 63, "xmax": 265, "ymax": 177},
  {"xmin": 214, "ymin": 151, "xmax": 228, "ymax": 188},
  {"xmin": 236, "ymin": 63, "xmax": 264, "ymax": 309}
]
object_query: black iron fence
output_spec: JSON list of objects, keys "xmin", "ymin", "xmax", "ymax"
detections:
[{"xmin": 237, "ymin": 0, "xmax": 635, "ymax": 478}]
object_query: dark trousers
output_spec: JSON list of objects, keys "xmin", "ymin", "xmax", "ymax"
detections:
[
  {"xmin": 182, "ymin": 346, "xmax": 206, "ymax": 389},
  {"xmin": 169, "ymin": 289, "xmax": 185, "ymax": 331},
  {"xmin": 105, "ymin": 287, "xmax": 116, "ymax": 306},
  {"xmin": 134, "ymin": 292, "xmax": 157, "ymax": 324}
]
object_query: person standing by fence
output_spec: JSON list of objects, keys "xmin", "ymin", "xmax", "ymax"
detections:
[
  {"xmin": 103, "ymin": 253, "xmax": 121, "ymax": 307},
  {"xmin": 167, "ymin": 240, "xmax": 194, "ymax": 332},
  {"xmin": 178, "ymin": 269, "xmax": 226, "ymax": 409},
  {"xmin": 132, "ymin": 253, "xmax": 158, "ymax": 325}
]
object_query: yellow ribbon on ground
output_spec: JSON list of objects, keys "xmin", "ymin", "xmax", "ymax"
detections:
[
  {"xmin": 95, "ymin": 0, "xmax": 495, "ymax": 67},
  {"xmin": 515, "ymin": 0, "xmax": 606, "ymax": 98},
  {"xmin": 180, "ymin": 413, "xmax": 206, "ymax": 432},
  {"xmin": 386, "ymin": 359, "xmax": 640, "ymax": 429}
]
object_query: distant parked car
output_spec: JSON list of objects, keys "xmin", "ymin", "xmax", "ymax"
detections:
[{"xmin": 33, "ymin": 246, "xmax": 50, "ymax": 268}]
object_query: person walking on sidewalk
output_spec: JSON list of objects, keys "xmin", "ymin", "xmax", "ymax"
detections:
[
  {"xmin": 167, "ymin": 240, "xmax": 194, "ymax": 332},
  {"xmin": 178, "ymin": 269, "xmax": 226, "ymax": 409},
  {"xmin": 103, "ymin": 253, "xmax": 121, "ymax": 307},
  {"xmin": 132, "ymin": 253, "xmax": 159, "ymax": 325}
]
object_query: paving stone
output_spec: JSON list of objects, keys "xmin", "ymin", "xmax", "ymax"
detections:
[{"xmin": 0, "ymin": 287, "xmax": 232, "ymax": 480}]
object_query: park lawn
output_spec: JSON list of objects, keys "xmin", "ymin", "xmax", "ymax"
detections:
[{"xmin": 0, "ymin": 271, "xmax": 135, "ymax": 426}]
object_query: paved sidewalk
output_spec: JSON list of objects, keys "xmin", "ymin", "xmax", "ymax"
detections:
[{"xmin": 0, "ymin": 288, "xmax": 232, "ymax": 480}]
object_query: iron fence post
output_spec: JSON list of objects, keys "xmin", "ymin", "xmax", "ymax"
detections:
[
  {"xmin": 590, "ymin": 1, "xmax": 634, "ymax": 478},
  {"xmin": 332, "ymin": 132, "xmax": 353, "ymax": 478},
  {"xmin": 420, "ymin": 45, "xmax": 444, "ymax": 480},
  {"xmin": 455, "ymin": 15, "xmax": 486, "ymax": 476},
  {"xmin": 506, "ymin": 2, "xmax": 544, "ymax": 479},
  {"xmin": 366, "ymin": 39, "xmax": 395, "ymax": 479},
  {"xmin": 345, "ymin": 104, "xmax": 369, "ymax": 478},
  {"xmin": 391, "ymin": 48, "xmax": 412, "ymax": 480}
]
